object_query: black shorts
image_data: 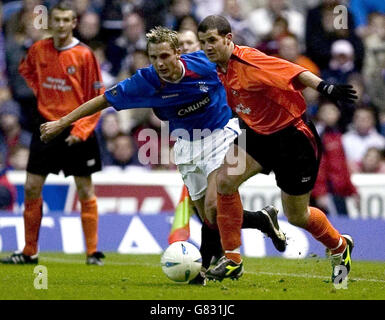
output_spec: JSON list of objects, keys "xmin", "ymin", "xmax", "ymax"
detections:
[
  {"xmin": 27, "ymin": 126, "xmax": 102, "ymax": 177},
  {"xmin": 234, "ymin": 118, "xmax": 322, "ymax": 196}
]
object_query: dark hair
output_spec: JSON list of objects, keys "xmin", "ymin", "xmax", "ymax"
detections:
[
  {"xmin": 197, "ymin": 15, "xmax": 231, "ymax": 36},
  {"xmin": 49, "ymin": 0, "xmax": 77, "ymax": 17}
]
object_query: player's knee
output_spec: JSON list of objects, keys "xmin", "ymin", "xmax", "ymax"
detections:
[
  {"xmin": 204, "ymin": 199, "xmax": 217, "ymax": 220},
  {"xmin": 216, "ymin": 170, "xmax": 237, "ymax": 194},
  {"xmin": 24, "ymin": 183, "xmax": 42, "ymax": 199},
  {"xmin": 77, "ymin": 187, "xmax": 94, "ymax": 201},
  {"xmin": 286, "ymin": 214, "xmax": 308, "ymax": 228}
]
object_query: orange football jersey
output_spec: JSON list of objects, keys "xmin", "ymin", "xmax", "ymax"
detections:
[
  {"xmin": 19, "ymin": 38, "xmax": 105, "ymax": 140},
  {"xmin": 218, "ymin": 45, "xmax": 309, "ymax": 135}
]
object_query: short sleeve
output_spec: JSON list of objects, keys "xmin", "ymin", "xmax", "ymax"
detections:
[
  {"xmin": 104, "ymin": 68, "xmax": 158, "ymax": 110},
  {"xmin": 239, "ymin": 48, "xmax": 308, "ymax": 91}
]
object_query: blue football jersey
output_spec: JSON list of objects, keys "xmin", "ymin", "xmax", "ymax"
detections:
[{"xmin": 104, "ymin": 50, "xmax": 232, "ymax": 140}]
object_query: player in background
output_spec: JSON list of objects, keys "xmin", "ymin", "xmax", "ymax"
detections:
[
  {"xmin": 40, "ymin": 26, "xmax": 286, "ymax": 285},
  {"xmin": 197, "ymin": 15, "xmax": 357, "ymax": 283},
  {"xmin": 178, "ymin": 29, "xmax": 201, "ymax": 55},
  {"xmin": 1, "ymin": 2, "xmax": 105, "ymax": 266}
]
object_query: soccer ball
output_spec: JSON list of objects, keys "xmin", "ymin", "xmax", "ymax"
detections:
[{"xmin": 161, "ymin": 241, "xmax": 202, "ymax": 282}]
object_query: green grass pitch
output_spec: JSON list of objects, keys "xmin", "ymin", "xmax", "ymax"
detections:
[{"xmin": 0, "ymin": 253, "xmax": 384, "ymax": 300}]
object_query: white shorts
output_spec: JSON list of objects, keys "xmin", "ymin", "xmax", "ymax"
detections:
[{"xmin": 174, "ymin": 118, "xmax": 241, "ymax": 201}]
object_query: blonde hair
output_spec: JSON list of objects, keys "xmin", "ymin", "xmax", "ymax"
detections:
[{"xmin": 146, "ymin": 26, "xmax": 179, "ymax": 52}]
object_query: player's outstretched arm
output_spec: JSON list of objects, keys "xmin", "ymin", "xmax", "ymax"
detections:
[
  {"xmin": 296, "ymin": 71, "xmax": 358, "ymax": 104},
  {"xmin": 40, "ymin": 95, "xmax": 109, "ymax": 143}
]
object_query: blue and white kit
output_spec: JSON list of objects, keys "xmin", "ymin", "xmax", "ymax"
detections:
[{"xmin": 104, "ymin": 50, "xmax": 241, "ymax": 200}]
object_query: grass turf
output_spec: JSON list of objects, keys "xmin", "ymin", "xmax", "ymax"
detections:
[{"xmin": 0, "ymin": 253, "xmax": 384, "ymax": 300}]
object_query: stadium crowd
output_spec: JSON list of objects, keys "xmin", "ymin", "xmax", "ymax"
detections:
[{"xmin": 0, "ymin": 0, "xmax": 384, "ymax": 214}]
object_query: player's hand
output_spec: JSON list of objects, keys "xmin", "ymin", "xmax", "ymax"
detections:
[
  {"xmin": 65, "ymin": 135, "xmax": 82, "ymax": 146},
  {"xmin": 40, "ymin": 120, "xmax": 66, "ymax": 143},
  {"xmin": 316, "ymin": 81, "xmax": 358, "ymax": 104}
]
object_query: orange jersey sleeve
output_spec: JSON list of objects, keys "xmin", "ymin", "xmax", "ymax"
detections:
[
  {"xmin": 18, "ymin": 45, "xmax": 39, "ymax": 96},
  {"xmin": 232, "ymin": 45, "xmax": 307, "ymax": 92},
  {"xmin": 218, "ymin": 45, "xmax": 309, "ymax": 134},
  {"xmin": 18, "ymin": 38, "xmax": 105, "ymax": 141}
]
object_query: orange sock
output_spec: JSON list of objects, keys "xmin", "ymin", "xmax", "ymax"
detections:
[
  {"xmin": 217, "ymin": 192, "xmax": 243, "ymax": 263},
  {"xmin": 80, "ymin": 196, "xmax": 99, "ymax": 256},
  {"xmin": 23, "ymin": 197, "xmax": 43, "ymax": 256},
  {"xmin": 306, "ymin": 207, "xmax": 346, "ymax": 255}
]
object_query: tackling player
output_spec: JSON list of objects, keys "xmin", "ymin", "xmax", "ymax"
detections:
[
  {"xmin": 197, "ymin": 15, "xmax": 356, "ymax": 283},
  {"xmin": 39, "ymin": 26, "xmax": 286, "ymax": 285},
  {"xmin": 1, "ymin": 2, "xmax": 105, "ymax": 266}
]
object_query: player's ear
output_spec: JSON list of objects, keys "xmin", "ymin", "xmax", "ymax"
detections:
[
  {"xmin": 176, "ymin": 47, "xmax": 182, "ymax": 59},
  {"xmin": 72, "ymin": 16, "xmax": 77, "ymax": 30},
  {"xmin": 225, "ymin": 33, "xmax": 233, "ymax": 44}
]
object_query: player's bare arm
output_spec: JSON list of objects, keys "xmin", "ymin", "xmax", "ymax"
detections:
[
  {"xmin": 40, "ymin": 95, "xmax": 109, "ymax": 143},
  {"xmin": 296, "ymin": 70, "xmax": 358, "ymax": 104}
]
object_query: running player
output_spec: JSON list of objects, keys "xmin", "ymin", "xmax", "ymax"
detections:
[{"xmin": 197, "ymin": 15, "xmax": 356, "ymax": 284}]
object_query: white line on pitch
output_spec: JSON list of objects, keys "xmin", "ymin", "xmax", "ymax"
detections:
[{"xmin": 40, "ymin": 256, "xmax": 385, "ymax": 284}]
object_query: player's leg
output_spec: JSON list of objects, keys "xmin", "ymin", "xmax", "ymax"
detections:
[
  {"xmin": 1, "ymin": 172, "xmax": 46, "ymax": 264},
  {"xmin": 282, "ymin": 191, "xmax": 346, "ymax": 253},
  {"xmin": 74, "ymin": 175, "xmax": 104, "ymax": 265},
  {"xmin": 23, "ymin": 172, "xmax": 47, "ymax": 256},
  {"xmin": 192, "ymin": 194, "xmax": 222, "ymax": 267},
  {"xmin": 277, "ymin": 118, "xmax": 353, "ymax": 284},
  {"xmin": 206, "ymin": 144, "xmax": 263, "ymax": 281},
  {"xmin": 281, "ymin": 190, "xmax": 353, "ymax": 284}
]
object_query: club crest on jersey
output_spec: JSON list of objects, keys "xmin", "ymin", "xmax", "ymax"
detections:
[
  {"xmin": 197, "ymin": 81, "xmax": 208, "ymax": 93},
  {"xmin": 235, "ymin": 103, "xmax": 251, "ymax": 115},
  {"xmin": 109, "ymin": 85, "xmax": 118, "ymax": 96},
  {"xmin": 232, "ymin": 89, "xmax": 239, "ymax": 96},
  {"xmin": 67, "ymin": 66, "xmax": 76, "ymax": 74}
]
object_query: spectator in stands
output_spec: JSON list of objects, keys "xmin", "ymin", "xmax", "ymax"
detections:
[
  {"xmin": 342, "ymin": 107, "xmax": 385, "ymax": 172},
  {"xmin": 0, "ymin": 100, "xmax": 32, "ymax": 167},
  {"xmin": 4, "ymin": 0, "xmax": 42, "ymax": 39},
  {"xmin": 107, "ymin": 133, "xmax": 144, "ymax": 169},
  {"xmin": 166, "ymin": 0, "xmax": 197, "ymax": 31},
  {"xmin": 106, "ymin": 11, "xmax": 147, "ymax": 77},
  {"xmin": 221, "ymin": 0, "xmax": 257, "ymax": 47},
  {"xmin": 362, "ymin": 12, "xmax": 385, "ymax": 130},
  {"xmin": 136, "ymin": 0, "xmax": 168, "ymax": 32},
  {"xmin": 349, "ymin": 0, "xmax": 385, "ymax": 38},
  {"xmin": 278, "ymin": 33, "xmax": 320, "ymax": 75},
  {"xmin": 330, "ymin": 72, "xmax": 371, "ymax": 133},
  {"xmin": 175, "ymin": 14, "xmax": 199, "ymax": 34},
  {"xmin": 247, "ymin": 0, "xmax": 305, "ymax": 44},
  {"xmin": 305, "ymin": 0, "xmax": 365, "ymax": 71},
  {"xmin": 277, "ymin": 33, "xmax": 321, "ymax": 115},
  {"xmin": 312, "ymin": 101, "xmax": 359, "ymax": 215},
  {"xmin": 99, "ymin": 0, "xmax": 124, "ymax": 42},
  {"xmin": 178, "ymin": 29, "xmax": 201, "ymax": 54},
  {"xmin": 0, "ymin": 2, "xmax": 8, "ymax": 90},
  {"xmin": 89, "ymin": 41, "xmax": 116, "ymax": 89},
  {"xmin": 358, "ymin": 147, "xmax": 385, "ymax": 173},
  {"xmin": 321, "ymin": 40, "xmax": 358, "ymax": 85},
  {"xmin": 74, "ymin": 11, "xmax": 102, "ymax": 45},
  {"xmin": 8, "ymin": 144, "xmax": 29, "ymax": 171},
  {"xmin": 116, "ymin": 49, "xmax": 151, "ymax": 134},
  {"xmin": 193, "ymin": 0, "xmax": 224, "ymax": 22},
  {"xmin": 95, "ymin": 109, "xmax": 123, "ymax": 167},
  {"xmin": 256, "ymin": 16, "xmax": 290, "ymax": 56},
  {"xmin": 131, "ymin": 110, "xmax": 177, "ymax": 171},
  {"xmin": 5, "ymin": 7, "xmax": 49, "ymax": 132},
  {"xmin": 0, "ymin": 152, "xmax": 16, "ymax": 211}
]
